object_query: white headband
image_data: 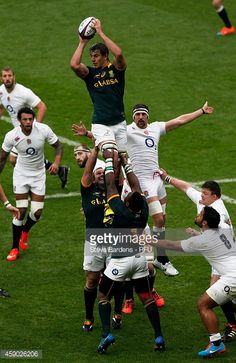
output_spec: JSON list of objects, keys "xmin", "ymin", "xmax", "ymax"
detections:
[
  {"xmin": 132, "ymin": 107, "xmax": 149, "ymax": 119},
  {"xmin": 74, "ymin": 146, "xmax": 90, "ymax": 153}
]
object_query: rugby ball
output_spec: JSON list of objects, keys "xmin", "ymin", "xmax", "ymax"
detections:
[{"xmin": 78, "ymin": 17, "xmax": 96, "ymax": 39}]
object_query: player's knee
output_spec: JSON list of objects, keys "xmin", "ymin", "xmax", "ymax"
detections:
[
  {"xmin": 212, "ymin": 0, "xmax": 222, "ymax": 10},
  {"xmin": 138, "ymin": 291, "xmax": 152, "ymax": 305},
  {"xmin": 16, "ymin": 199, "xmax": 28, "ymax": 219},
  {"xmin": 100, "ymin": 140, "xmax": 118, "ymax": 154},
  {"xmin": 148, "ymin": 201, "xmax": 163, "ymax": 219},
  {"xmin": 197, "ymin": 295, "xmax": 206, "ymax": 313},
  {"xmin": 154, "ymin": 215, "xmax": 165, "ymax": 227},
  {"xmin": 148, "ymin": 264, "xmax": 156, "ymax": 276},
  {"xmin": 30, "ymin": 201, "xmax": 44, "ymax": 221},
  {"xmin": 98, "ymin": 296, "xmax": 110, "ymax": 304},
  {"xmin": 86, "ymin": 272, "xmax": 100, "ymax": 288}
]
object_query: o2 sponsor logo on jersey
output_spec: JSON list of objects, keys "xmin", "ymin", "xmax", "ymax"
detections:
[
  {"xmin": 26, "ymin": 147, "xmax": 38, "ymax": 156},
  {"xmin": 145, "ymin": 137, "xmax": 156, "ymax": 150},
  {"xmin": 6, "ymin": 104, "xmax": 16, "ymax": 116},
  {"xmin": 112, "ymin": 269, "xmax": 119, "ymax": 276}
]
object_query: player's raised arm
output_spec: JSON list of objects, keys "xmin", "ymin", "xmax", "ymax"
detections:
[
  {"xmin": 93, "ymin": 18, "xmax": 126, "ymax": 71},
  {"xmin": 81, "ymin": 147, "xmax": 99, "ymax": 187},
  {"xmin": 70, "ymin": 37, "xmax": 90, "ymax": 79},
  {"xmin": 72, "ymin": 121, "xmax": 94, "ymax": 140},
  {"xmin": 165, "ymin": 101, "xmax": 214, "ymax": 132},
  {"xmin": 103, "ymin": 149, "xmax": 118, "ymax": 199},
  {"xmin": 120, "ymin": 153, "xmax": 142, "ymax": 194}
]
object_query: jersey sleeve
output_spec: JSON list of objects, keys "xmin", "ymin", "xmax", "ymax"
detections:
[
  {"xmin": 24, "ymin": 87, "xmax": 41, "ymax": 108},
  {"xmin": 80, "ymin": 182, "xmax": 92, "ymax": 195},
  {"xmin": 158, "ymin": 121, "xmax": 166, "ymax": 135},
  {"xmin": 152, "ymin": 121, "xmax": 166, "ymax": 136},
  {"xmin": 181, "ymin": 235, "xmax": 201, "ymax": 253},
  {"xmin": 44, "ymin": 125, "xmax": 58, "ymax": 145},
  {"xmin": 1, "ymin": 132, "xmax": 14, "ymax": 152},
  {"xmin": 186, "ymin": 187, "xmax": 201, "ymax": 205}
]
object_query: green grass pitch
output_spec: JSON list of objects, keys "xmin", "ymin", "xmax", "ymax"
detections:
[{"xmin": 0, "ymin": 0, "xmax": 236, "ymax": 362}]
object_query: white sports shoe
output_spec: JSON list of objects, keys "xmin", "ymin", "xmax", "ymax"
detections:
[{"xmin": 152, "ymin": 260, "xmax": 179, "ymax": 276}]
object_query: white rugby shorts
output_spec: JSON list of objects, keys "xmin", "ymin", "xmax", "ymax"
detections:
[
  {"xmin": 83, "ymin": 240, "xmax": 111, "ymax": 272},
  {"xmin": 92, "ymin": 121, "xmax": 127, "ymax": 152},
  {"xmin": 13, "ymin": 169, "xmax": 46, "ymax": 195},
  {"xmin": 206, "ymin": 276, "xmax": 236, "ymax": 305},
  {"xmin": 104, "ymin": 255, "xmax": 149, "ymax": 282},
  {"xmin": 139, "ymin": 174, "xmax": 166, "ymax": 200}
]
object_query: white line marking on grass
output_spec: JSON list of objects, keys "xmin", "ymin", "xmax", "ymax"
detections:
[
  {"xmin": 45, "ymin": 192, "xmax": 80, "ymax": 199},
  {"xmin": 1, "ymin": 116, "xmax": 11, "ymax": 123},
  {"xmin": 46, "ymin": 178, "xmax": 236, "ymax": 205},
  {"xmin": 221, "ymin": 195, "xmax": 236, "ymax": 205},
  {"xmin": 3, "ymin": 117, "xmax": 236, "ymax": 205},
  {"xmin": 58, "ymin": 136, "xmax": 78, "ymax": 146}
]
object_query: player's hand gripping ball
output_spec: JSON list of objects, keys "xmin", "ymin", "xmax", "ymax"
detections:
[{"xmin": 78, "ymin": 17, "xmax": 96, "ymax": 39}]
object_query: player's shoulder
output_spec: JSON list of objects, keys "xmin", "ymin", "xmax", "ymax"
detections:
[
  {"xmin": 127, "ymin": 122, "xmax": 134, "ymax": 131},
  {"xmin": 33, "ymin": 122, "xmax": 50, "ymax": 132},
  {"xmin": 149, "ymin": 120, "xmax": 164, "ymax": 129},
  {"xmin": 5, "ymin": 126, "xmax": 19, "ymax": 138},
  {"xmin": 15, "ymin": 83, "xmax": 28, "ymax": 91},
  {"xmin": 212, "ymin": 198, "xmax": 228, "ymax": 212}
]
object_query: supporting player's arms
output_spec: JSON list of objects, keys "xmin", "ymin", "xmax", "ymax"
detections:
[
  {"xmin": 103, "ymin": 149, "xmax": 118, "ymax": 199},
  {"xmin": 120, "ymin": 153, "xmax": 142, "ymax": 194},
  {"xmin": 81, "ymin": 147, "xmax": 99, "ymax": 187}
]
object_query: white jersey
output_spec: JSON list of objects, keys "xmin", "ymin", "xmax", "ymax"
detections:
[
  {"xmin": 2, "ymin": 122, "xmax": 58, "ymax": 176},
  {"xmin": 0, "ymin": 83, "xmax": 41, "ymax": 128},
  {"xmin": 181, "ymin": 229, "xmax": 236, "ymax": 284},
  {"xmin": 127, "ymin": 121, "xmax": 166, "ymax": 179},
  {"xmin": 186, "ymin": 187, "xmax": 232, "ymax": 228}
]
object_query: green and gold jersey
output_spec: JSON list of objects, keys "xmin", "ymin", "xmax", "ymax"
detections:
[
  {"xmin": 81, "ymin": 182, "xmax": 107, "ymax": 228},
  {"xmin": 108, "ymin": 194, "xmax": 149, "ymax": 230},
  {"xmin": 84, "ymin": 63, "xmax": 126, "ymax": 126}
]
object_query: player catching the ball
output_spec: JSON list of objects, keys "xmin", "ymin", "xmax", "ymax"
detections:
[{"xmin": 70, "ymin": 18, "xmax": 127, "ymax": 158}]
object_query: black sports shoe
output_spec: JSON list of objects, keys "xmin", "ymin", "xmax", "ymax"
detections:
[
  {"xmin": 0, "ymin": 288, "xmax": 10, "ymax": 298},
  {"xmin": 58, "ymin": 166, "xmax": 69, "ymax": 189},
  {"xmin": 97, "ymin": 333, "xmax": 115, "ymax": 353},
  {"xmin": 82, "ymin": 319, "xmax": 94, "ymax": 332},
  {"xmin": 154, "ymin": 336, "xmax": 165, "ymax": 351},
  {"xmin": 112, "ymin": 314, "xmax": 122, "ymax": 329}
]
